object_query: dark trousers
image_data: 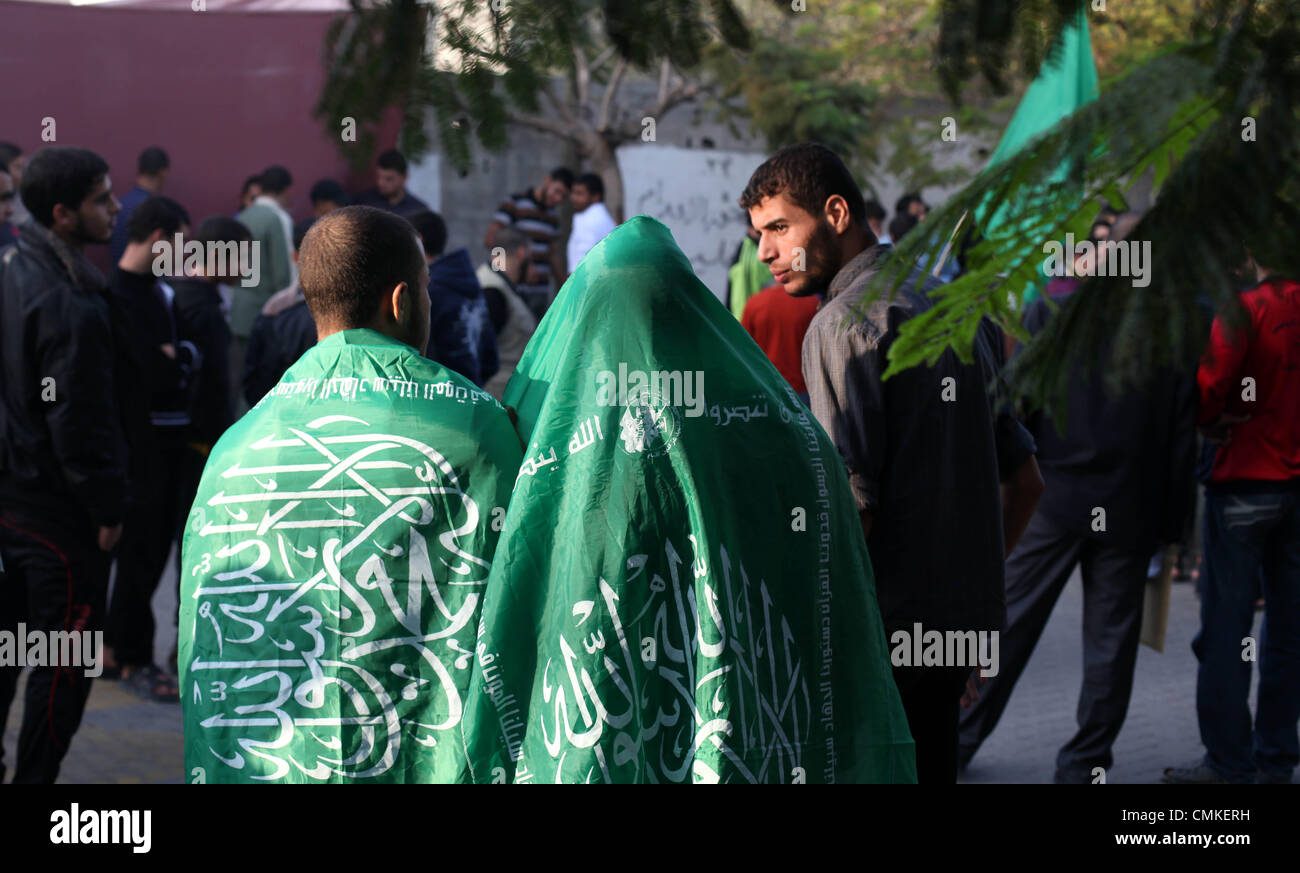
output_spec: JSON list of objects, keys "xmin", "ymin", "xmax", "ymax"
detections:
[
  {"xmin": 957, "ymin": 511, "xmax": 1148, "ymax": 780},
  {"xmin": 0, "ymin": 511, "xmax": 109, "ymax": 783},
  {"xmin": 107, "ymin": 428, "xmax": 187, "ymax": 666},
  {"xmin": 891, "ymin": 664, "xmax": 970, "ymax": 783},
  {"xmin": 1195, "ymin": 488, "xmax": 1300, "ymax": 782}
]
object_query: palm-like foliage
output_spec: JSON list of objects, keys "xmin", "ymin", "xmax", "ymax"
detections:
[{"xmin": 872, "ymin": 0, "xmax": 1299, "ymax": 419}]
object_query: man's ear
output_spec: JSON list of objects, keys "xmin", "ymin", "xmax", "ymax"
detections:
[
  {"xmin": 389, "ymin": 281, "xmax": 408, "ymax": 324},
  {"xmin": 50, "ymin": 202, "xmax": 77, "ymax": 232},
  {"xmin": 824, "ymin": 195, "xmax": 853, "ymax": 234}
]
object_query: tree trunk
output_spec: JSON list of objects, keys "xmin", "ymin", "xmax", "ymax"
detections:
[{"xmin": 585, "ymin": 136, "xmax": 625, "ymax": 223}]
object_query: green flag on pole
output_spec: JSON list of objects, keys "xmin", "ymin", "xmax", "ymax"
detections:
[
  {"xmin": 461, "ymin": 216, "xmax": 916, "ymax": 784},
  {"xmin": 983, "ymin": 7, "xmax": 1099, "ymax": 305}
]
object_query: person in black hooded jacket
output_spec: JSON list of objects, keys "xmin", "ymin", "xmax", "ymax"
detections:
[
  {"xmin": 0, "ymin": 146, "xmax": 125, "ymax": 783},
  {"xmin": 408, "ymin": 210, "xmax": 497, "ymax": 387},
  {"xmin": 104, "ymin": 195, "xmax": 200, "ymax": 700},
  {"xmin": 242, "ymin": 221, "xmax": 318, "ymax": 406}
]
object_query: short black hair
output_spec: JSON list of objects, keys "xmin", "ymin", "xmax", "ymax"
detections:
[
  {"xmin": 20, "ymin": 147, "xmax": 110, "ymax": 228},
  {"xmin": 864, "ymin": 199, "xmax": 886, "ymax": 222},
  {"xmin": 0, "ymin": 142, "xmax": 22, "ymax": 174},
  {"xmin": 376, "ymin": 149, "xmax": 408, "ymax": 175},
  {"xmin": 549, "ymin": 166, "xmax": 575, "ymax": 188},
  {"xmin": 309, "ymin": 178, "xmax": 348, "ymax": 207},
  {"xmin": 138, "ymin": 147, "xmax": 169, "ymax": 176},
  {"xmin": 126, "ymin": 195, "xmax": 190, "ymax": 243},
  {"xmin": 293, "ymin": 218, "xmax": 314, "ymax": 252},
  {"xmin": 739, "ymin": 143, "xmax": 865, "ymax": 226},
  {"xmin": 895, "ymin": 192, "xmax": 923, "ymax": 215},
  {"xmin": 888, "ymin": 212, "xmax": 917, "ymax": 242},
  {"xmin": 492, "ymin": 224, "xmax": 529, "ymax": 257},
  {"xmin": 299, "ymin": 206, "xmax": 425, "ymax": 329},
  {"xmin": 575, "ymin": 172, "xmax": 604, "ymax": 200},
  {"xmin": 259, "ymin": 165, "xmax": 292, "ymax": 195},
  {"xmin": 197, "ymin": 215, "xmax": 253, "ymax": 249},
  {"xmin": 406, "ymin": 209, "xmax": 447, "ymax": 257},
  {"xmin": 241, "ymin": 174, "xmax": 262, "ymax": 195}
]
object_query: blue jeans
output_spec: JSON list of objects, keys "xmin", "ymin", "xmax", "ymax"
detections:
[{"xmin": 1194, "ymin": 488, "xmax": 1300, "ymax": 782}]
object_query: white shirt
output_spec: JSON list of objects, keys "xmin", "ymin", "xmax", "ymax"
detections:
[{"xmin": 566, "ymin": 202, "xmax": 617, "ymax": 271}]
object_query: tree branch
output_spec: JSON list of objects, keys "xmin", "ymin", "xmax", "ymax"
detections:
[
  {"xmin": 574, "ymin": 42, "xmax": 590, "ymax": 108},
  {"xmin": 598, "ymin": 57, "xmax": 629, "ymax": 132},
  {"xmin": 540, "ymin": 80, "xmax": 577, "ymax": 127},
  {"xmin": 612, "ymin": 73, "xmax": 713, "ymax": 142},
  {"xmin": 506, "ymin": 106, "xmax": 577, "ymax": 141},
  {"xmin": 589, "ymin": 44, "xmax": 617, "ymax": 75}
]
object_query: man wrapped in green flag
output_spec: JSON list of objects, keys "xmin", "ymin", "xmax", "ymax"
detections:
[
  {"xmin": 461, "ymin": 216, "xmax": 915, "ymax": 783},
  {"xmin": 180, "ymin": 206, "xmax": 522, "ymax": 782}
]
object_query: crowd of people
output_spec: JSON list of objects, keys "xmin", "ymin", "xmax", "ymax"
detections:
[
  {"xmin": 0, "ymin": 142, "xmax": 622, "ymax": 782},
  {"xmin": 0, "ymin": 137, "xmax": 1294, "ymax": 784}
]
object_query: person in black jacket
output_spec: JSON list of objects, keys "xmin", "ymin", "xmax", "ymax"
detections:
[
  {"xmin": 168, "ymin": 218, "xmax": 253, "ymax": 583},
  {"xmin": 243, "ymin": 221, "xmax": 318, "ymax": 406},
  {"xmin": 105, "ymin": 195, "xmax": 198, "ymax": 701},
  {"xmin": 957, "ymin": 213, "xmax": 1198, "ymax": 782},
  {"xmin": 170, "ymin": 217, "xmax": 251, "ymax": 451},
  {"xmin": 0, "ymin": 146, "xmax": 123, "ymax": 783},
  {"xmin": 409, "ymin": 210, "xmax": 498, "ymax": 386}
]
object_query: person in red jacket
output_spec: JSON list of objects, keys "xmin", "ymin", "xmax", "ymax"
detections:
[
  {"xmin": 1163, "ymin": 262, "xmax": 1300, "ymax": 785},
  {"xmin": 740, "ymin": 282, "xmax": 819, "ymax": 404}
]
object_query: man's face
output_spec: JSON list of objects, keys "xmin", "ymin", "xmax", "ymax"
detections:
[
  {"xmin": 0, "ymin": 172, "xmax": 14, "ymax": 224},
  {"xmin": 7, "ymin": 154, "xmax": 26, "ymax": 187},
  {"xmin": 908, "ymin": 199, "xmax": 928, "ymax": 220},
  {"xmin": 748, "ymin": 193, "xmax": 842, "ymax": 298},
  {"xmin": 542, "ymin": 177, "xmax": 571, "ymax": 208},
  {"xmin": 241, "ymin": 183, "xmax": 261, "ymax": 210},
  {"xmin": 63, "ymin": 175, "xmax": 119, "ymax": 244},
  {"xmin": 570, "ymin": 183, "xmax": 595, "ymax": 213},
  {"xmin": 313, "ymin": 199, "xmax": 339, "ymax": 218},
  {"xmin": 376, "ymin": 168, "xmax": 405, "ymax": 200}
]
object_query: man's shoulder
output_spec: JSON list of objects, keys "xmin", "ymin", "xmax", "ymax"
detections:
[
  {"xmin": 1242, "ymin": 275, "xmax": 1300, "ymax": 312},
  {"xmin": 236, "ymin": 203, "xmax": 275, "ymax": 227},
  {"xmin": 813, "ymin": 267, "xmax": 935, "ymax": 351},
  {"xmin": 2, "ymin": 240, "xmax": 64, "ymax": 297},
  {"xmin": 120, "ymin": 187, "xmax": 150, "ymax": 209},
  {"xmin": 401, "ymin": 191, "xmax": 430, "ymax": 212}
]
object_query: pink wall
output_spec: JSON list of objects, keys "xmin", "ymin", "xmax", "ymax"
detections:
[{"xmin": 0, "ymin": 2, "xmax": 395, "ymax": 271}]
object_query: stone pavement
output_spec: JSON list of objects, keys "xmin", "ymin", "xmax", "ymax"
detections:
[
  {"xmin": 3, "ymin": 547, "xmax": 185, "ymax": 785},
  {"xmin": 960, "ymin": 569, "xmax": 1275, "ymax": 784},
  {"xmin": 3, "ymin": 557, "xmax": 1280, "ymax": 784}
]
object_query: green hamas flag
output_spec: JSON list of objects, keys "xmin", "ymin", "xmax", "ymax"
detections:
[
  {"xmin": 982, "ymin": 7, "xmax": 1100, "ymax": 306},
  {"xmin": 461, "ymin": 217, "xmax": 916, "ymax": 784},
  {"xmin": 180, "ymin": 329, "xmax": 522, "ymax": 783}
]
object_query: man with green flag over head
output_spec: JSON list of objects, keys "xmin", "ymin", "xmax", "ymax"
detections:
[
  {"xmin": 460, "ymin": 214, "xmax": 916, "ymax": 783},
  {"xmin": 179, "ymin": 206, "xmax": 522, "ymax": 783}
]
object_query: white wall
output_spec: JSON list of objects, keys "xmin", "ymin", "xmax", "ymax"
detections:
[{"xmin": 616, "ymin": 144, "xmax": 766, "ymax": 303}]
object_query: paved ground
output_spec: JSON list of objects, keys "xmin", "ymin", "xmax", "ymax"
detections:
[
  {"xmin": 3, "ymin": 556, "xmax": 1279, "ymax": 784},
  {"xmin": 960, "ymin": 570, "xmax": 1273, "ymax": 784},
  {"xmin": 3, "ymin": 546, "xmax": 185, "ymax": 785}
]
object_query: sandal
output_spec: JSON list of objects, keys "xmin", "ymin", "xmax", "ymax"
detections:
[{"xmin": 122, "ymin": 663, "xmax": 180, "ymax": 703}]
